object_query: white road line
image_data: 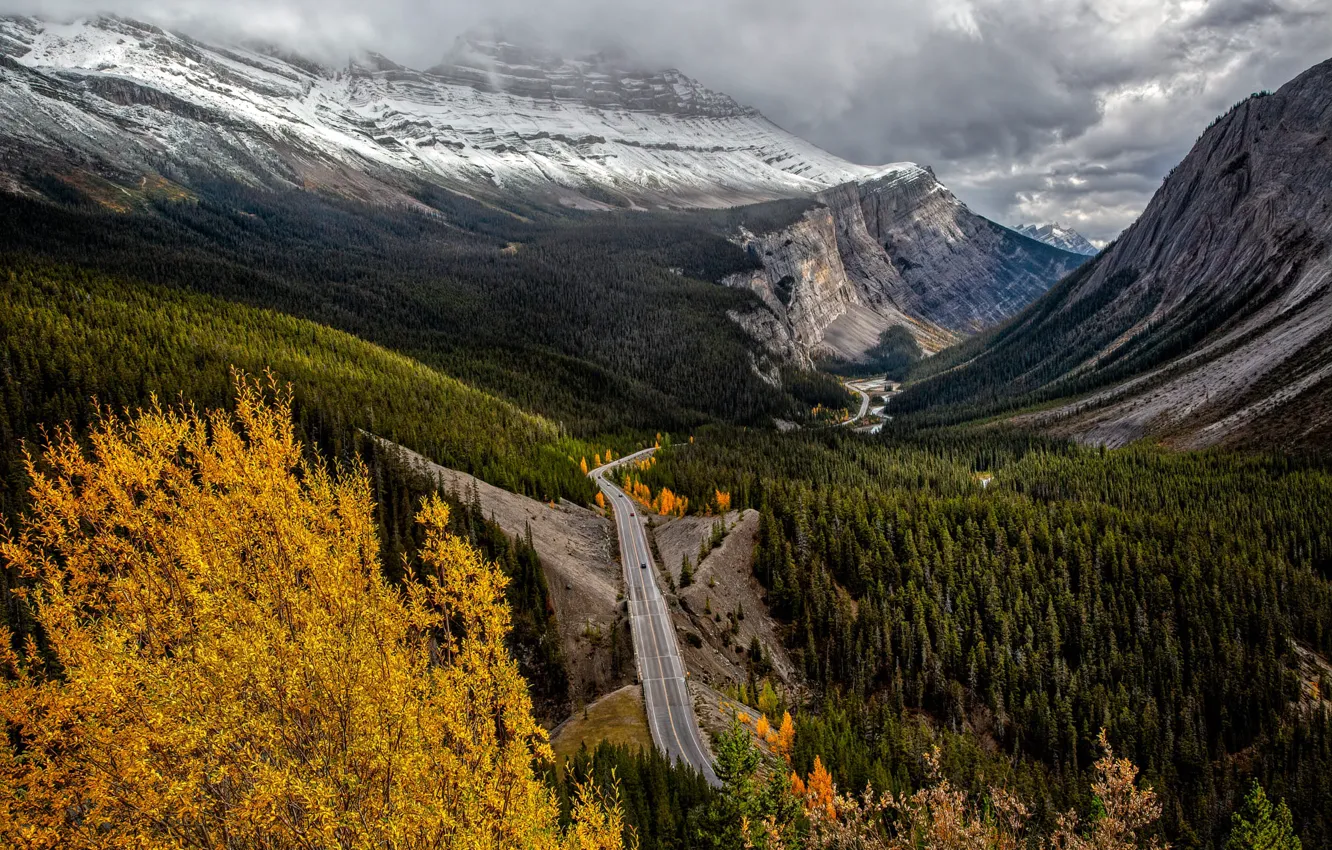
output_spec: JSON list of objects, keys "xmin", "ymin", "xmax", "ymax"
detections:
[{"xmin": 590, "ymin": 455, "xmax": 720, "ymax": 786}]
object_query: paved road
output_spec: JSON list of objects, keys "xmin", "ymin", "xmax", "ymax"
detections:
[
  {"xmin": 844, "ymin": 382, "xmax": 871, "ymax": 425},
  {"xmin": 591, "ymin": 450, "xmax": 721, "ymax": 787}
]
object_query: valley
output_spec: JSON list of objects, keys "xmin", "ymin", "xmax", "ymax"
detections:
[{"xmin": 0, "ymin": 10, "xmax": 1329, "ymax": 850}]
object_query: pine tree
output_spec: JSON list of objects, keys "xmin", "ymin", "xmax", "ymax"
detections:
[
  {"xmin": 1226, "ymin": 784, "xmax": 1302, "ymax": 850},
  {"xmin": 680, "ymin": 553, "xmax": 695, "ymax": 587}
]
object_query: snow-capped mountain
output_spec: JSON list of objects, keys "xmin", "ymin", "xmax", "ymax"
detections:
[
  {"xmin": 1013, "ymin": 223, "xmax": 1099, "ymax": 256},
  {"xmin": 0, "ymin": 14, "xmax": 1088, "ymax": 364},
  {"xmin": 0, "ymin": 15, "xmax": 914, "ymax": 207}
]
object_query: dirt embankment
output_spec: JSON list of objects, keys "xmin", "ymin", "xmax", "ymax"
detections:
[
  {"xmin": 651, "ymin": 509, "xmax": 798, "ymax": 691},
  {"xmin": 389, "ymin": 445, "xmax": 632, "ymax": 708}
]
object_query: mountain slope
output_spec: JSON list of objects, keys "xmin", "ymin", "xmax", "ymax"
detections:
[
  {"xmin": 0, "ymin": 14, "xmax": 1087, "ymax": 363},
  {"xmin": 0, "ymin": 255, "xmax": 597, "ymax": 522},
  {"xmin": 1013, "ymin": 223, "xmax": 1098, "ymax": 256},
  {"xmin": 0, "ymin": 16, "xmax": 909, "ymax": 208},
  {"xmin": 724, "ymin": 168, "xmax": 1088, "ymax": 361},
  {"xmin": 897, "ymin": 58, "xmax": 1332, "ymax": 450}
]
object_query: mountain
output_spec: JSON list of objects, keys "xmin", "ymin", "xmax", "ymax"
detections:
[
  {"xmin": 0, "ymin": 15, "xmax": 1085, "ymax": 364},
  {"xmin": 0, "ymin": 16, "xmax": 901, "ymax": 207},
  {"xmin": 897, "ymin": 57, "xmax": 1332, "ymax": 450},
  {"xmin": 1013, "ymin": 222, "xmax": 1098, "ymax": 256},
  {"xmin": 724, "ymin": 169, "xmax": 1089, "ymax": 362}
]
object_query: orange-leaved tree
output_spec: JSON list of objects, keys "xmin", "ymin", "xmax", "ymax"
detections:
[{"xmin": 0, "ymin": 377, "xmax": 625, "ymax": 850}]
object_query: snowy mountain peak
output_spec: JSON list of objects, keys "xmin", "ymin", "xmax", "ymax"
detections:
[
  {"xmin": 1013, "ymin": 223, "xmax": 1099, "ymax": 256},
  {"xmin": 426, "ymin": 35, "xmax": 757, "ymax": 119},
  {"xmin": 0, "ymin": 14, "xmax": 920, "ymax": 207}
]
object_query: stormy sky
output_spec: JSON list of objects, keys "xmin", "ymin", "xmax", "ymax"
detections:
[{"xmin": 7, "ymin": 0, "xmax": 1331, "ymax": 242}]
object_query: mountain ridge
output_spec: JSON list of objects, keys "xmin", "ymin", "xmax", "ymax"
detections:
[
  {"xmin": 1013, "ymin": 222, "xmax": 1099, "ymax": 256},
  {"xmin": 0, "ymin": 14, "xmax": 1086, "ymax": 366},
  {"xmin": 0, "ymin": 15, "xmax": 908, "ymax": 208},
  {"xmin": 896, "ymin": 57, "xmax": 1332, "ymax": 450}
]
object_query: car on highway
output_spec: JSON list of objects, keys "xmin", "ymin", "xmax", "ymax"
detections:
[{"xmin": 641, "ymin": 562, "xmax": 647, "ymax": 569}]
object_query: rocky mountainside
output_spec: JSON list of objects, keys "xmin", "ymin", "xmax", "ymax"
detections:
[
  {"xmin": 725, "ymin": 168, "xmax": 1087, "ymax": 361},
  {"xmin": 0, "ymin": 15, "xmax": 1085, "ymax": 365},
  {"xmin": 1013, "ymin": 223, "xmax": 1098, "ymax": 256},
  {"xmin": 898, "ymin": 57, "xmax": 1332, "ymax": 450}
]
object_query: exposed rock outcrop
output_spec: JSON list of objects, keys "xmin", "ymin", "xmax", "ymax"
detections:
[
  {"xmin": 723, "ymin": 167, "xmax": 1086, "ymax": 363},
  {"xmin": 839, "ymin": 169, "xmax": 1088, "ymax": 333},
  {"xmin": 900, "ymin": 57, "xmax": 1332, "ymax": 450},
  {"xmin": 724, "ymin": 203, "xmax": 955, "ymax": 362}
]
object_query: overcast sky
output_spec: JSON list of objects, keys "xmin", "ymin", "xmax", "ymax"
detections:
[{"xmin": 7, "ymin": 0, "xmax": 1331, "ymax": 241}]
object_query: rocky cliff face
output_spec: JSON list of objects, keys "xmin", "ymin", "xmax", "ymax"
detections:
[
  {"xmin": 724, "ymin": 203, "xmax": 955, "ymax": 363},
  {"xmin": 841, "ymin": 169, "xmax": 1088, "ymax": 333},
  {"xmin": 899, "ymin": 57, "xmax": 1332, "ymax": 450},
  {"xmin": 723, "ymin": 167, "xmax": 1086, "ymax": 363}
]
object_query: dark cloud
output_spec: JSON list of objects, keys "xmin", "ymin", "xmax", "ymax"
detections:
[{"xmin": 3, "ymin": 0, "xmax": 1329, "ymax": 240}]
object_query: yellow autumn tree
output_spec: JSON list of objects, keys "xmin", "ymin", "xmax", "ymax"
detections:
[
  {"xmin": 581, "ymin": 456, "xmax": 590, "ymax": 474},
  {"xmin": 807, "ymin": 756, "xmax": 837, "ymax": 821},
  {"xmin": 0, "ymin": 377, "xmax": 625, "ymax": 850},
  {"xmin": 596, "ymin": 492, "xmax": 607, "ymax": 510}
]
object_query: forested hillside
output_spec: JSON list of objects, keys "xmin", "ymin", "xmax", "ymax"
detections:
[
  {"xmin": 0, "ymin": 258, "xmax": 602, "ymax": 671},
  {"xmin": 628, "ymin": 426, "xmax": 1332, "ymax": 847},
  {"xmin": 0, "ymin": 185, "xmax": 846, "ymax": 433}
]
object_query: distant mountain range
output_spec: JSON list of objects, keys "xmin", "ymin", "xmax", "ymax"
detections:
[
  {"xmin": 1012, "ymin": 223, "xmax": 1099, "ymax": 256},
  {"xmin": 0, "ymin": 15, "xmax": 1085, "ymax": 365},
  {"xmin": 897, "ymin": 57, "xmax": 1332, "ymax": 451}
]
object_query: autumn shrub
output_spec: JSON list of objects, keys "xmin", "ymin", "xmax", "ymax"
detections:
[
  {"xmin": 0, "ymin": 378, "xmax": 623, "ymax": 850},
  {"xmin": 804, "ymin": 732, "xmax": 1164, "ymax": 850}
]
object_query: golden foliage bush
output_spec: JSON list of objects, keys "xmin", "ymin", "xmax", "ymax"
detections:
[
  {"xmin": 805, "ymin": 733, "xmax": 1164, "ymax": 850},
  {"xmin": 0, "ymin": 378, "xmax": 624, "ymax": 850}
]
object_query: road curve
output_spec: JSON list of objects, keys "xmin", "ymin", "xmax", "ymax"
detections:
[
  {"xmin": 591, "ymin": 449, "xmax": 721, "ymax": 787},
  {"xmin": 844, "ymin": 382, "xmax": 871, "ymax": 425}
]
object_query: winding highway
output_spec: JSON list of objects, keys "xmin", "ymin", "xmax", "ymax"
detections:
[
  {"xmin": 590, "ymin": 450, "xmax": 721, "ymax": 786},
  {"xmin": 845, "ymin": 382, "xmax": 871, "ymax": 425}
]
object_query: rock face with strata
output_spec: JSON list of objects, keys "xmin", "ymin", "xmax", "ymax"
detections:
[
  {"xmin": 839, "ymin": 169, "xmax": 1088, "ymax": 333},
  {"xmin": 723, "ymin": 167, "xmax": 1086, "ymax": 362},
  {"xmin": 909, "ymin": 57, "xmax": 1332, "ymax": 450}
]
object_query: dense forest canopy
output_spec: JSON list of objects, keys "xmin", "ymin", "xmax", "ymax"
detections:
[{"xmin": 629, "ymin": 426, "xmax": 1332, "ymax": 848}]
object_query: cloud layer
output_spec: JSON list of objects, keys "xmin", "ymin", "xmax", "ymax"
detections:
[{"xmin": 5, "ymin": 0, "xmax": 1329, "ymax": 240}]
